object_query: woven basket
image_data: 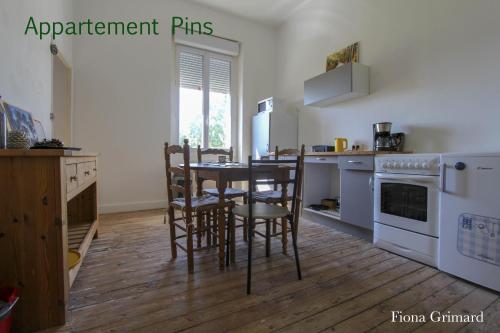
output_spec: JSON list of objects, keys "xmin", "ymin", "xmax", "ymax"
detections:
[{"xmin": 7, "ymin": 131, "xmax": 30, "ymax": 149}]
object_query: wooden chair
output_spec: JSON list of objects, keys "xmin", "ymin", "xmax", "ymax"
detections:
[
  {"xmin": 197, "ymin": 146, "xmax": 249, "ymax": 242},
  {"xmin": 233, "ymin": 156, "xmax": 303, "ymax": 294},
  {"xmin": 196, "ymin": 146, "xmax": 247, "ymax": 199},
  {"xmin": 253, "ymin": 145, "xmax": 305, "ymax": 241},
  {"xmin": 165, "ymin": 139, "xmax": 235, "ymax": 274}
]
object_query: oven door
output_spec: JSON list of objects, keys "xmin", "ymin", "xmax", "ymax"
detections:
[{"xmin": 374, "ymin": 173, "xmax": 439, "ymax": 237}]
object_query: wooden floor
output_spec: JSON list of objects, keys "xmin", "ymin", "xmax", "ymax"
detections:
[{"xmin": 44, "ymin": 209, "xmax": 499, "ymax": 333}]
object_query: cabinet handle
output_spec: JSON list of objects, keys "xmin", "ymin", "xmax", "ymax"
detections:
[
  {"xmin": 347, "ymin": 160, "xmax": 362, "ymax": 164},
  {"xmin": 84, "ymin": 171, "xmax": 90, "ymax": 176},
  {"xmin": 93, "ymin": 168, "xmax": 97, "ymax": 171},
  {"xmin": 70, "ymin": 176, "xmax": 78, "ymax": 182},
  {"xmin": 316, "ymin": 158, "xmax": 326, "ymax": 161}
]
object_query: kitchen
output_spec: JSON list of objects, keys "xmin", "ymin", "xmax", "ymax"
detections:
[{"xmin": 1, "ymin": 0, "xmax": 500, "ymax": 332}]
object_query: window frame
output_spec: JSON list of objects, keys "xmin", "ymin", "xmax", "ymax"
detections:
[{"xmin": 172, "ymin": 45, "xmax": 237, "ymax": 150}]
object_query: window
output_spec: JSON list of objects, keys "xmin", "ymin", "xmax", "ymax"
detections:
[{"xmin": 176, "ymin": 46, "xmax": 234, "ymax": 148}]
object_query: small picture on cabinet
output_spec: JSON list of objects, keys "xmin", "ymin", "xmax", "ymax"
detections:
[
  {"xmin": 326, "ymin": 42, "xmax": 359, "ymax": 71},
  {"xmin": 3, "ymin": 102, "xmax": 38, "ymax": 145}
]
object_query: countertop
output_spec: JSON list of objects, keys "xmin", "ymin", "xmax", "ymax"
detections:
[
  {"xmin": 304, "ymin": 151, "xmax": 410, "ymax": 156},
  {"xmin": 0, "ymin": 149, "xmax": 99, "ymax": 157}
]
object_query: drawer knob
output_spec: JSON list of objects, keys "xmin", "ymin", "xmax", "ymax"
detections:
[
  {"xmin": 70, "ymin": 176, "xmax": 78, "ymax": 182},
  {"xmin": 84, "ymin": 171, "xmax": 90, "ymax": 176}
]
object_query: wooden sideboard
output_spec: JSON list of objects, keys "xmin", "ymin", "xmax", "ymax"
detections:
[{"xmin": 0, "ymin": 150, "xmax": 99, "ymax": 332}]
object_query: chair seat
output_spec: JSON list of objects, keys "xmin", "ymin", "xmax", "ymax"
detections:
[
  {"xmin": 171, "ymin": 194, "xmax": 232, "ymax": 211},
  {"xmin": 254, "ymin": 190, "xmax": 284, "ymax": 202},
  {"xmin": 203, "ymin": 187, "xmax": 246, "ymax": 198},
  {"xmin": 233, "ymin": 203, "xmax": 289, "ymax": 219}
]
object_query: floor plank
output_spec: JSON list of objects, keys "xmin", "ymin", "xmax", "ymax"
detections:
[{"xmin": 41, "ymin": 209, "xmax": 499, "ymax": 333}]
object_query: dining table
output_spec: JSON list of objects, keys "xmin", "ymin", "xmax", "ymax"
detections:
[{"xmin": 186, "ymin": 162, "xmax": 292, "ymax": 270}]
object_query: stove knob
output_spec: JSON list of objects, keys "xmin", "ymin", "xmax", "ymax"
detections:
[
  {"xmin": 393, "ymin": 162, "xmax": 401, "ymax": 168},
  {"xmin": 414, "ymin": 162, "xmax": 422, "ymax": 169},
  {"xmin": 421, "ymin": 162, "xmax": 429, "ymax": 169},
  {"xmin": 406, "ymin": 162, "xmax": 413, "ymax": 168},
  {"xmin": 382, "ymin": 162, "xmax": 389, "ymax": 168}
]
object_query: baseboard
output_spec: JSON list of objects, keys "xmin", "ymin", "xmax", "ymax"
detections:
[{"xmin": 99, "ymin": 199, "xmax": 165, "ymax": 214}]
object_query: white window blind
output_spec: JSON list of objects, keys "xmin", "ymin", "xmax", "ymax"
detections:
[
  {"xmin": 209, "ymin": 58, "xmax": 230, "ymax": 94},
  {"xmin": 179, "ymin": 52, "xmax": 203, "ymax": 90},
  {"xmin": 177, "ymin": 46, "xmax": 234, "ymax": 148}
]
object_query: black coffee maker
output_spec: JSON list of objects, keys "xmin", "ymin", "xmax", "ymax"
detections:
[
  {"xmin": 373, "ymin": 122, "xmax": 405, "ymax": 151},
  {"xmin": 373, "ymin": 122, "xmax": 393, "ymax": 151}
]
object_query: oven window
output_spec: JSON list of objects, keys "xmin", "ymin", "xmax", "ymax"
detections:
[{"xmin": 381, "ymin": 183, "xmax": 428, "ymax": 222}]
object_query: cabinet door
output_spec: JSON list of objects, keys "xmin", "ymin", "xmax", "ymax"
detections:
[{"xmin": 340, "ymin": 169, "xmax": 374, "ymax": 230}]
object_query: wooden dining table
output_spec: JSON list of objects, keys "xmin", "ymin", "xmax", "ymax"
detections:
[{"xmin": 187, "ymin": 162, "xmax": 292, "ymax": 270}]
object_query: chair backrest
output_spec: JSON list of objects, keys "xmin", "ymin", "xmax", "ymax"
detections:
[
  {"xmin": 164, "ymin": 139, "xmax": 192, "ymax": 213},
  {"xmin": 247, "ymin": 145, "xmax": 305, "ymax": 225},
  {"xmin": 197, "ymin": 146, "xmax": 234, "ymax": 163},
  {"xmin": 197, "ymin": 146, "xmax": 234, "ymax": 188},
  {"xmin": 273, "ymin": 146, "xmax": 300, "ymax": 160},
  {"xmin": 271, "ymin": 146, "xmax": 304, "ymax": 191}
]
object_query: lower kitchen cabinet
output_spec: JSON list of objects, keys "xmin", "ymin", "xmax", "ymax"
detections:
[
  {"xmin": 340, "ymin": 168, "xmax": 374, "ymax": 230},
  {"xmin": 303, "ymin": 154, "xmax": 374, "ymax": 235},
  {"xmin": 339, "ymin": 156, "xmax": 374, "ymax": 230}
]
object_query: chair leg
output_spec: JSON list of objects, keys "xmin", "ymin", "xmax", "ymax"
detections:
[
  {"xmin": 230, "ymin": 210, "xmax": 236, "ymax": 263},
  {"xmin": 168, "ymin": 208, "xmax": 177, "ymax": 259},
  {"xmin": 247, "ymin": 217, "xmax": 254, "ymax": 295},
  {"xmin": 226, "ymin": 215, "xmax": 230, "ymax": 267},
  {"xmin": 187, "ymin": 223, "xmax": 194, "ymax": 274},
  {"xmin": 290, "ymin": 216, "xmax": 302, "ymax": 280},
  {"xmin": 206, "ymin": 211, "xmax": 212, "ymax": 247},
  {"xmin": 272, "ymin": 219, "xmax": 277, "ymax": 235},
  {"xmin": 281, "ymin": 216, "xmax": 288, "ymax": 255},
  {"xmin": 265, "ymin": 219, "xmax": 271, "ymax": 257},
  {"xmin": 196, "ymin": 214, "xmax": 202, "ymax": 248},
  {"xmin": 243, "ymin": 196, "xmax": 248, "ymax": 242},
  {"xmin": 212, "ymin": 208, "xmax": 218, "ymax": 246}
]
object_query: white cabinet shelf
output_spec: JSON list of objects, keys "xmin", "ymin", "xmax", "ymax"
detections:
[
  {"xmin": 303, "ymin": 207, "xmax": 341, "ymax": 220},
  {"xmin": 304, "ymin": 63, "xmax": 369, "ymax": 107}
]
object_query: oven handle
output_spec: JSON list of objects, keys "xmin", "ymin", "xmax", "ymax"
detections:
[
  {"xmin": 440, "ymin": 163, "xmax": 446, "ymax": 192},
  {"xmin": 375, "ymin": 174, "xmax": 437, "ymax": 183}
]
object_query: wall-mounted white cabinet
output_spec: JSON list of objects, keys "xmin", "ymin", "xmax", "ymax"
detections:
[{"xmin": 304, "ymin": 63, "xmax": 370, "ymax": 107}]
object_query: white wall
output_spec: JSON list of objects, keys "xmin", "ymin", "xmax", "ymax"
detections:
[
  {"xmin": 275, "ymin": 0, "xmax": 500, "ymax": 153},
  {"xmin": 0, "ymin": 0, "xmax": 73, "ymax": 137},
  {"xmin": 73, "ymin": 0, "xmax": 275, "ymax": 213}
]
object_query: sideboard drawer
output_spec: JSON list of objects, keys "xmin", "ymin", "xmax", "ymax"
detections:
[
  {"xmin": 77, "ymin": 161, "xmax": 96, "ymax": 187},
  {"xmin": 88, "ymin": 161, "xmax": 97, "ymax": 178},
  {"xmin": 66, "ymin": 164, "xmax": 78, "ymax": 193}
]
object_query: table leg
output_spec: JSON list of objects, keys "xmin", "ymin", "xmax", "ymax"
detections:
[
  {"xmin": 217, "ymin": 179, "xmax": 227, "ymax": 270},
  {"xmin": 196, "ymin": 173, "xmax": 203, "ymax": 197}
]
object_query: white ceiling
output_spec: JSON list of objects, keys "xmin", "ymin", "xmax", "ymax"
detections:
[{"xmin": 188, "ymin": 0, "xmax": 308, "ymax": 27}]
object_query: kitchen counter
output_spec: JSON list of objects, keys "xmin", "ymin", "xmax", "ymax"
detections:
[
  {"xmin": 304, "ymin": 150, "xmax": 411, "ymax": 156},
  {"xmin": 305, "ymin": 151, "xmax": 374, "ymax": 156},
  {"xmin": 0, "ymin": 149, "xmax": 98, "ymax": 157}
]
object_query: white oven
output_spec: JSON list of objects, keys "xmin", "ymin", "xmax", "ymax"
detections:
[
  {"xmin": 373, "ymin": 154, "xmax": 441, "ymax": 267},
  {"xmin": 374, "ymin": 173, "xmax": 440, "ymax": 237}
]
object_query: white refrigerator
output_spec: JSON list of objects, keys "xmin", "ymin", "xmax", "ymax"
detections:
[
  {"xmin": 251, "ymin": 97, "xmax": 298, "ymax": 158},
  {"xmin": 439, "ymin": 153, "xmax": 500, "ymax": 292}
]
